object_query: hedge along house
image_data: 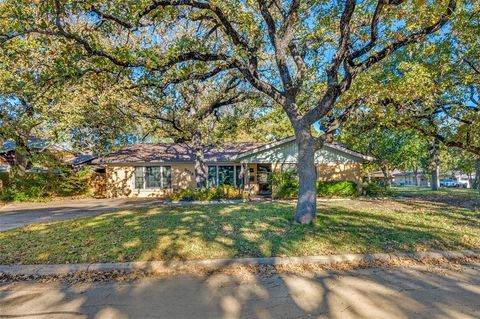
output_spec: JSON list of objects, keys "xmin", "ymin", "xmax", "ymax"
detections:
[{"xmin": 93, "ymin": 137, "xmax": 372, "ymax": 198}]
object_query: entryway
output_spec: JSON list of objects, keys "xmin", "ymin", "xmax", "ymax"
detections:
[{"xmin": 257, "ymin": 163, "xmax": 272, "ymax": 195}]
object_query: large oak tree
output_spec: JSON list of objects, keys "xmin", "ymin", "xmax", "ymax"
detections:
[{"xmin": 1, "ymin": 0, "xmax": 458, "ymax": 223}]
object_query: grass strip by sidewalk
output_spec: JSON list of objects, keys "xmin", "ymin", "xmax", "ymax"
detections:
[{"xmin": 1, "ymin": 198, "xmax": 479, "ymax": 265}]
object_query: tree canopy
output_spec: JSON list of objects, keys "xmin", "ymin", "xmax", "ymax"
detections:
[{"xmin": 2, "ymin": 0, "xmax": 477, "ymax": 221}]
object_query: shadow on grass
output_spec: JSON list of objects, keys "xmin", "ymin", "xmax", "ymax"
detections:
[
  {"xmin": 1, "ymin": 200, "xmax": 478, "ymax": 265},
  {"xmin": 392, "ymin": 187, "xmax": 480, "ymax": 210}
]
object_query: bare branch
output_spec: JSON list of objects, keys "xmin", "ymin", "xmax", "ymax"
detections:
[
  {"xmin": 350, "ymin": 0, "xmax": 386, "ymax": 59},
  {"xmin": 464, "ymin": 58, "xmax": 480, "ymax": 76},
  {"xmin": 257, "ymin": 0, "xmax": 294, "ymax": 92}
]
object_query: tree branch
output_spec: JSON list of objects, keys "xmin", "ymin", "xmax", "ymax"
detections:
[{"xmin": 354, "ymin": 0, "xmax": 456, "ymax": 74}]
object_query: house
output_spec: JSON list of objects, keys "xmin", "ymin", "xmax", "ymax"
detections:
[
  {"xmin": 393, "ymin": 171, "xmax": 430, "ymax": 187},
  {"xmin": 93, "ymin": 137, "xmax": 373, "ymax": 198},
  {"xmin": 0, "ymin": 139, "xmax": 74, "ymax": 172}
]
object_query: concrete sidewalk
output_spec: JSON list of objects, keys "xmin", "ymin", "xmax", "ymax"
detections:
[{"xmin": 1, "ymin": 262, "xmax": 479, "ymax": 319}]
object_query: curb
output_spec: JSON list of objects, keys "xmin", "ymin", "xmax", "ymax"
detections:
[{"xmin": 1, "ymin": 250, "xmax": 479, "ymax": 276}]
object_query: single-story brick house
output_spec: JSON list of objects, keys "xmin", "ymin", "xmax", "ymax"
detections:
[{"xmin": 93, "ymin": 137, "xmax": 373, "ymax": 198}]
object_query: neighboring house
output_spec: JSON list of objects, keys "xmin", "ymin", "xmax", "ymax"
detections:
[
  {"xmin": 69, "ymin": 154, "xmax": 98, "ymax": 167},
  {"xmin": 0, "ymin": 153, "xmax": 12, "ymax": 172},
  {"xmin": 68, "ymin": 154, "xmax": 106, "ymax": 173},
  {"xmin": 93, "ymin": 137, "xmax": 373, "ymax": 198},
  {"xmin": 0, "ymin": 139, "xmax": 73, "ymax": 172},
  {"xmin": 393, "ymin": 171, "xmax": 430, "ymax": 187}
]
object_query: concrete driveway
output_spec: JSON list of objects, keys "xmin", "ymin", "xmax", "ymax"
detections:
[
  {"xmin": 0, "ymin": 198, "xmax": 164, "ymax": 231},
  {"xmin": 1, "ymin": 263, "xmax": 479, "ymax": 318}
]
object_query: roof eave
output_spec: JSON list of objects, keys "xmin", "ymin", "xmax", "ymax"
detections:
[
  {"xmin": 234, "ymin": 136, "xmax": 374, "ymax": 162},
  {"xmin": 234, "ymin": 136, "xmax": 296, "ymax": 161}
]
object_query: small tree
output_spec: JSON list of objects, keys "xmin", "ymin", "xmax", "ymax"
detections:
[{"xmin": 340, "ymin": 125, "xmax": 428, "ymax": 187}]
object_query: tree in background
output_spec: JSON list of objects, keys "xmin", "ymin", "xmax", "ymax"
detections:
[
  {"xmin": 0, "ymin": 34, "xmax": 68, "ymax": 174},
  {"xmin": 441, "ymin": 147, "xmax": 477, "ymax": 188},
  {"xmin": 0, "ymin": 33, "xmax": 149, "ymax": 172},
  {"xmin": 0, "ymin": 0, "xmax": 458, "ymax": 223},
  {"xmin": 127, "ymin": 75, "xmax": 257, "ymax": 188},
  {"xmin": 340, "ymin": 125, "xmax": 428, "ymax": 187},
  {"xmin": 53, "ymin": 68, "xmax": 154, "ymax": 154},
  {"xmin": 362, "ymin": 4, "xmax": 480, "ymax": 190}
]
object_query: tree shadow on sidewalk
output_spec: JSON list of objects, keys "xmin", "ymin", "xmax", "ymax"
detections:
[{"xmin": 1, "ymin": 262, "xmax": 479, "ymax": 318}]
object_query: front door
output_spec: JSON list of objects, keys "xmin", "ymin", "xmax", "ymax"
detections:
[{"xmin": 257, "ymin": 164, "xmax": 272, "ymax": 195}]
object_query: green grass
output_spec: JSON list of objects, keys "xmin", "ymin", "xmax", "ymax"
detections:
[
  {"xmin": 391, "ymin": 186, "xmax": 480, "ymax": 197},
  {"xmin": 1, "ymin": 191, "xmax": 479, "ymax": 265},
  {"xmin": 391, "ymin": 187, "xmax": 480, "ymax": 206}
]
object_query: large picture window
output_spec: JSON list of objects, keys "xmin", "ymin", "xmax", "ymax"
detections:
[
  {"xmin": 207, "ymin": 165, "xmax": 243, "ymax": 188},
  {"xmin": 134, "ymin": 166, "xmax": 172, "ymax": 189}
]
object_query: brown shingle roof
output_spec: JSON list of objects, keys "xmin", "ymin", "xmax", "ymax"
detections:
[{"xmin": 94, "ymin": 142, "xmax": 266, "ymax": 164}]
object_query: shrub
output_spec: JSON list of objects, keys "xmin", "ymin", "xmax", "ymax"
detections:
[
  {"xmin": 272, "ymin": 171, "xmax": 298, "ymax": 199},
  {"xmin": 58, "ymin": 168, "xmax": 91, "ymax": 196},
  {"xmin": 363, "ymin": 182, "xmax": 392, "ymax": 197},
  {"xmin": 168, "ymin": 185, "xmax": 247, "ymax": 201},
  {"xmin": 0, "ymin": 168, "xmax": 91, "ymax": 202},
  {"xmin": 272, "ymin": 171, "xmax": 359, "ymax": 199},
  {"xmin": 317, "ymin": 180, "xmax": 358, "ymax": 197}
]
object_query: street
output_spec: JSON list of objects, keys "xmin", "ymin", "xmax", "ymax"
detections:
[{"xmin": 1, "ymin": 262, "xmax": 479, "ymax": 319}]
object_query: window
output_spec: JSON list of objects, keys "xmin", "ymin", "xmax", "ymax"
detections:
[
  {"xmin": 134, "ymin": 166, "xmax": 171, "ymax": 189},
  {"xmin": 219, "ymin": 166, "xmax": 235, "ymax": 186},
  {"xmin": 162, "ymin": 166, "xmax": 172, "ymax": 188},
  {"xmin": 134, "ymin": 167, "xmax": 144, "ymax": 189},
  {"xmin": 208, "ymin": 166, "xmax": 217, "ymax": 187},
  {"xmin": 207, "ymin": 165, "xmax": 243, "ymax": 188},
  {"xmin": 146, "ymin": 167, "xmax": 161, "ymax": 188},
  {"xmin": 235, "ymin": 166, "xmax": 243, "ymax": 188}
]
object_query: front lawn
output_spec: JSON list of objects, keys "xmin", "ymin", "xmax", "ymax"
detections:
[
  {"xmin": 391, "ymin": 187, "xmax": 480, "ymax": 208},
  {"xmin": 1, "ymin": 196, "xmax": 479, "ymax": 265}
]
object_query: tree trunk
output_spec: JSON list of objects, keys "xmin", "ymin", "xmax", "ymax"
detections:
[
  {"xmin": 13, "ymin": 139, "xmax": 30, "ymax": 177},
  {"xmin": 192, "ymin": 132, "xmax": 207, "ymax": 188},
  {"xmin": 429, "ymin": 139, "xmax": 440, "ymax": 191},
  {"xmin": 476, "ymin": 158, "xmax": 480, "ymax": 193},
  {"xmin": 431, "ymin": 165, "xmax": 440, "ymax": 190},
  {"xmin": 414, "ymin": 167, "xmax": 420, "ymax": 187},
  {"xmin": 380, "ymin": 167, "xmax": 391, "ymax": 188},
  {"xmin": 293, "ymin": 129, "xmax": 317, "ymax": 224}
]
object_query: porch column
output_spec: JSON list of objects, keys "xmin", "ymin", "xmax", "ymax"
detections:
[{"xmin": 241, "ymin": 163, "xmax": 249, "ymax": 192}]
